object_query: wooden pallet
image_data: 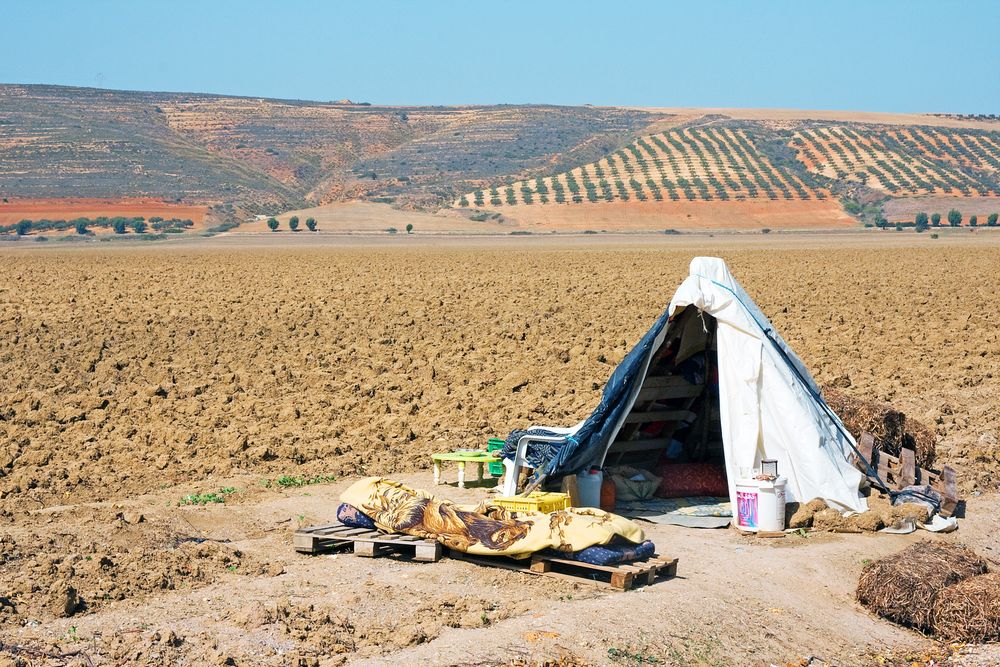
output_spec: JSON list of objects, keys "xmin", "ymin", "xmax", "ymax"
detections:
[
  {"xmin": 450, "ymin": 551, "xmax": 678, "ymax": 590},
  {"xmin": 855, "ymin": 432, "xmax": 960, "ymax": 517},
  {"xmin": 293, "ymin": 522, "xmax": 443, "ymax": 562}
]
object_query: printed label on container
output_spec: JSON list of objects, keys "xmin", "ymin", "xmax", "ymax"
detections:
[{"xmin": 737, "ymin": 490, "xmax": 758, "ymax": 528}]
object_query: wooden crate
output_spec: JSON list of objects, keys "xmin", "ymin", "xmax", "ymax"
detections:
[
  {"xmin": 855, "ymin": 432, "xmax": 960, "ymax": 518},
  {"xmin": 450, "ymin": 551, "xmax": 678, "ymax": 591},
  {"xmin": 293, "ymin": 522, "xmax": 443, "ymax": 562}
]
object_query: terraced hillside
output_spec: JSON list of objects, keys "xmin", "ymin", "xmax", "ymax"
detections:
[
  {"xmin": 459, "ymin": 126, "xmax": 826, "ymax": 208},
  {"xmin": 454, "ymin": 117, "xmax": 1000, "ymax": 230},
  {"xmin": 0, "ymin": 84, "xmax": 655, "ymax": 210},
  {"xmin": 791, "ymin": 126, "xmax": 1000, "ymax": 196}
]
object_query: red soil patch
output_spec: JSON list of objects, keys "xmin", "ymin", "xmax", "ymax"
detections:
[{"xmin": 0, "ymin": 198, "xmax": 209, "ymax": 227}]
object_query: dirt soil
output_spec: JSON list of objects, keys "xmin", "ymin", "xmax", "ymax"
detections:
[
  {"xmin": 493, "ymin": 199, "xmax": 854, "ymax": 231},
  {"xmin": 1, "ymin": 234, "xmax": 999, "ymax": 666}
]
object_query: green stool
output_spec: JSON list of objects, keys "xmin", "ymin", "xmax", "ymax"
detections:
[{"xmin": 431, "ymin": 451, "xmax": 500, "ymax": 488}]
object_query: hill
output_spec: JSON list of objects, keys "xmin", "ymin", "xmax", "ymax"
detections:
[
  {"xmin": 2, "ymin": 84, "xmax": 1000, "ymax": 234},
  {"xmin": 0, "ymin": 84, "xmax": 655, "ymax": 213},
  {"xmin": 454, "ymin": 116, "xmax": 1000, "ymax": 230}
]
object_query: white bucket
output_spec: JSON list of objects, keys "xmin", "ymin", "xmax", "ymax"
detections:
[{"xmin": 734, "ymin": 477, "xmax": 787, "ymax": 532}]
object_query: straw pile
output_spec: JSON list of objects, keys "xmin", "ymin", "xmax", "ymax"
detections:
[
  {"xmin": 932, "ymin": 573, "xmax": 1000, "ymax": 642},
  {"xmin": 824, "ymin": 388, "xmax": 936, "ymax": 469},
  {"xmin": 856, "ymin": 540, "xmax": 988, "ymax": 631}
]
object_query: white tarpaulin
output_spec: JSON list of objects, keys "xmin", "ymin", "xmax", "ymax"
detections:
[{"xmin": 668, "ymin": 257, "xmax": 866, "ymax": 512}]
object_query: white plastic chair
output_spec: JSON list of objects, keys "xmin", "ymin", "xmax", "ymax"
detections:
[{"xmin": 501, "ymin": 421, "xmax": 585, "ymax": 496}]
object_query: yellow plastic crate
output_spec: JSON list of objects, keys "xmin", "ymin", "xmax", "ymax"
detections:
[{"xmin": 491, "ymin": 492, "xmax": 571, "ymax": 514}]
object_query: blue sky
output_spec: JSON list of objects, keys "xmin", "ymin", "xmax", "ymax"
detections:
[{"xmin": 2, "ymin": 0, "xmax": 998, "ymax": 112}]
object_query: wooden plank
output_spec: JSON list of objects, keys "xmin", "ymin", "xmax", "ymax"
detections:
[
  {"xmin": 858, "ymin": 432, "xmax": 875, "ymax": 467},
  {"xmin": 610, "ymin": 571, "xmax": 632, "ymax": 590},
  {"xmin": 529, "ymin": 558, "xmax": 551, "ymax": 574},
  {"xmin": 607, "ymin": 438, "xmax": 670, "ymax": 454},
  {"xmin": 354, "ymin": 541, "xmax": 379, "ymax": 558},
  {"xmin": 900, "ymin": 448, "xmax": 916, "ymax": 488},
  {"xmin": 622, "ymin": 410, "xmax": 695, "ymax": 425},
  {"xmin": 451, "ymin": 551, "xmax": 678, "ymax": 590},
  {"xmin": 651, "ymin": 557, "xmax": 679, "ymax": 578},
  {"xmin": 294, "ymin": 522, "xmax": 444, "ymax": 561},
  {"xmin": 940, "ymin": 466, "xmax": 959, "ymax": 518},
  {"xmin": 414, "ymin": 542, "xmax": 442, "ymax": 562},
  {"xmin": 560, "ymin": 474, "xmax": 580, "ymax": 508},
  {"xmin": 636, "ymin": 384, "xmax": 703, "ymax": 402},
  {"xmin": 641, "ymin": 375, "xmax": 699, "ymax": 388}
]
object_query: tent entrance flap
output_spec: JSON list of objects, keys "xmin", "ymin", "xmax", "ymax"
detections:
[{"xmin": 601, "ymin": 308, "xmax": 728, "ymax": 494}]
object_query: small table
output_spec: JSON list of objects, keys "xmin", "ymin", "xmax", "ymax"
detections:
[{"xmin": 431, "ymin": 451, "xmax": 501, "ymax": 488}]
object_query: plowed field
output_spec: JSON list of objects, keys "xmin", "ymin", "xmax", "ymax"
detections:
[{"xmin": 1, "ymin": 236, "xmax": 998, "ymax": 666}]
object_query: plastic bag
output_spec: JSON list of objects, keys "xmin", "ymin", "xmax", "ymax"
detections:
[{"xmin": 607, "ymin": 465, "xmax": 662, "ymax": 502}]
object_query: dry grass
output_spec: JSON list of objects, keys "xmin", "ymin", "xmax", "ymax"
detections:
[
  {"xmin": 825, "ymin": 388, "xmax": 936, "ymax": 469},
  {"xmin": 933, "ymin": 572, "xmax": 1000, "ymax": 642},
  {"xmin": 856, "ymin": 540, "xmax": 988, "ymax": 631}
]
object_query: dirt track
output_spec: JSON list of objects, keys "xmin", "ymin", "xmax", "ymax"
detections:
[{"xmin": 1, "ymin": 234, "xmax": 999, "ymax": 665}]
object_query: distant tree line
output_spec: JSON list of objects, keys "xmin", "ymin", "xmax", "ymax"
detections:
[
  {"xmin": 266, "ymin": 216, "xmax": 318, "ymax": 232},
  {"xmin": 0, "ymin": 216, "xmax": 194, "ymax": 236},
  {"xmin": 892, "ymin": 209, "xmax": 999, "ymax": 232}
]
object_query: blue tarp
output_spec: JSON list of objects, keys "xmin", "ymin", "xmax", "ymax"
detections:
[{"xmin": 537, "ymin": 308, "xmax": 674, "ymax": 477}]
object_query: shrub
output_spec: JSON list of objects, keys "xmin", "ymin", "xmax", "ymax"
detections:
[
  {"xmin": 761, "ymin": 228, "xmax": 771, "ymax": 234},
  {"xmin": 406, "ymin": 223, "xmax": 413, "ymax": 234},
  {"xmin": 947, "ymin": 209, "xmax": 962, "ymax": 227},
  {"xmin": 988, "ymin": 213, "xmax": 999, "ymax": 227},
  {"xmin": 289, "ymin": 216, "xmax": 300, "ymax": 231},
  {"xmin": 931, "ymin": 213, "xmax": 941, "ymax": 227},
  {"xmin": 930, "ymin": 233, "xmax": 939, "ymax": 239},
  {"xmin": 895, "ymin": 222, "xmax": 903, "ymax": 231},
  {"xmin": 267, "ymin": 218, "xmax": 279, "ymax": 232},
  {"xmin": 112, "ymin": 219, "xmax": 127, "ymax": 234},
  {"xmin": 306, "ymin": 217, "xmax": 317, "ymax": 231},
  {"xmin": 386, "ymin": 227, "xmax": 398, "ymax": 234},
  {"xmin": 132, "ymin": 220, "xmax": 147, "ymax": 234},
  {"xmin": 459, "ymin": 195, "xmax": 470, "ymax": 207},
  {"xmin": 15, "ymin": 219, "xmax": 31, "ymax": 236},
  {"xmin": 75, "ymin": 220, "xmax": 89, "ymax": 234},
  {"xmin": 969, "ymin": 215, "xmax": 978, "ymax": 227}
]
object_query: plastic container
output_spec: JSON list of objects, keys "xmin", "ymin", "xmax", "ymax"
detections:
[
  {"xmin": 577, "ymin": 467, "xmax": 604, "ymax": 508},
  {"xmin": 734, "ymin": 476, "xmax": 787, "ymax": 532},
  {"xmin": 600, "ymin": 476, "xmax": 617, "ymax": 511},
  {"xmin": 757, "ymin": 476, "xmax": 787, "ymax": 532},
  {"xmin": 492, "ymin": 492, "xmax": 571, "ymax": 514},
  {"xmin": 486, "ymin": 438, "xmax": 506, "ymax": 477}
]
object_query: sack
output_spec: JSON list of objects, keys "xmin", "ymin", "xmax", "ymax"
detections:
[{"xmin": 608, "ymin": 465, "xmax": 662, "ymax": 502}]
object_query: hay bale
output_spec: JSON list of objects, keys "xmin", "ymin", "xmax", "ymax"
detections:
[
  {"xmin": 856, "ymin": 541, "xmax": 989, "ymax": 631},
  {"xmin": 933, "ymin": 572, "xmax": 1000, "ymax": 642},
  {"xmin": 824, "ymin": 388, "xmax": 936, "ymax": 469}
]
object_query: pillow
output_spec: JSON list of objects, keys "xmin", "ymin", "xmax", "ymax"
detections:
[
  {"xmin": 552, "ymin": 539, "xmax": 656, "ymax": 566},
  {"xmin": 336, "ymin": 502, "xmax": 377, "ymax": 529}
]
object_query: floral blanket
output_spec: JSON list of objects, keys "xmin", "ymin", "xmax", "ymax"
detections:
[{"xmin": 340, "ymin": 477, "xmax": 646, "ymax": 558}]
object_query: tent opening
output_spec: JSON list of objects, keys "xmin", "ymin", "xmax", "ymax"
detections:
[{"xmin": 601, "ymin": 306, "xmax": 729, "ymax": 501}]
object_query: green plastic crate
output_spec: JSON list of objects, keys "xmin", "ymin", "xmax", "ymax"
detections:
[{"xmin": 487, "ymin": 438, "xmax": 505, "ymax": 477}]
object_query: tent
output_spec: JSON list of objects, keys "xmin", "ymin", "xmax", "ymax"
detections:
[{"xmin": 510, "ymin": 256, "xmax": 867, "ymax": 513}]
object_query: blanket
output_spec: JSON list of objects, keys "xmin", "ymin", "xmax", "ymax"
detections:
[{"xmin": 340, "ymin": 477, "xmax": 646, "ymax": 558}]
